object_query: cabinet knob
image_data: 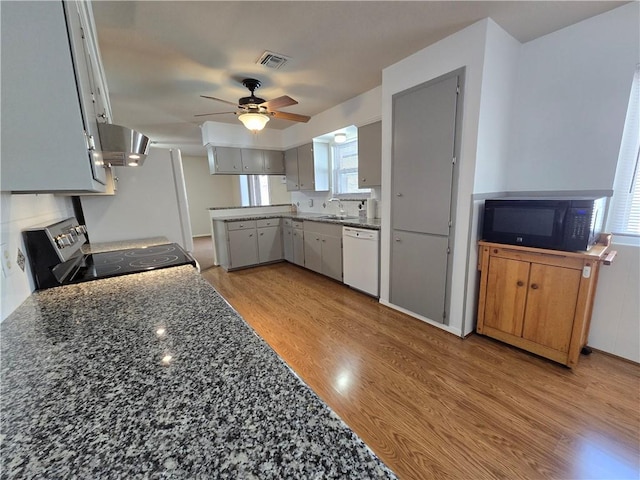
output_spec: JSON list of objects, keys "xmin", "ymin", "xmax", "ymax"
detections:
[
  {"xmin": 531, "ymin": 284, "xmax": 539, "ymax": 290},
  {"xmin": 396, "ymin": 193, "xmax": 403, "ymax": 197},
  {"xmin": 517, "ymin": 281, "xmax": 524, "ymax": 287},
  {"xmin": 394, "ymin": 237, "xmax": 401, "ymax": 242},
  {"xmin": 362, "ymin": 178, "xmax": 366, "ymax": 182},
  {"xmin": 249, "ymin": 234, "xmax": 253, "ymax": 237}
]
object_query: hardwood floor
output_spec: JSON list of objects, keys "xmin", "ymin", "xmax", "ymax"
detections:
[{"xmin": 201, "ymin": 262, "xmax": 640, "ymax": 480}]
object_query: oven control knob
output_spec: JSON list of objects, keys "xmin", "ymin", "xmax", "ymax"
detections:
[
  {"xmin": 58, "ymin": 234, "xmax": 73, "ymax": 247},
  {"xmin": 74, "ymin": 225, "xmax": 87, "ymax": 235},
  {"xmin": 55, "ymin": 236, "xmax": 65, "ymax": 249}
]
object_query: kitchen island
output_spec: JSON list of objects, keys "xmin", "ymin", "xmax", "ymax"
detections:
[{"xmin": 0, "ymin": 266, "xmax": 395, "ymax": 479}]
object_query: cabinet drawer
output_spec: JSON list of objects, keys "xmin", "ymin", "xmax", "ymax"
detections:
[
  {"xmin": 257, "ymin": 218, "xmax": 281, "ymax": 228},
  {"xmin": 226, "ymin": 220, "xmax": 257, "ymax": 231},
  {"xmin": 488, "ymin": 246, "xmax": 585, "ymax": 270},
  {"xmin": 292, "ymin": 220, "xmax": 304, "ymax": 230}
]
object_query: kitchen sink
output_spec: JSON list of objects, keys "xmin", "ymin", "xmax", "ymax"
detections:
[{"xmin": 319, "ymin": 214, "xmax": 359, "ymax": 220}]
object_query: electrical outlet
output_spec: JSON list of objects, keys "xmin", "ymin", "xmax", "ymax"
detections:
[{"xmin": 1, "ymin": 243, "xmax": 14, "ymax": 277}]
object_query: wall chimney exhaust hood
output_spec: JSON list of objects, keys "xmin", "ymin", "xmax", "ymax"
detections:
[{"xmin": 98, "ymin": 123, "xmax": 150, "ymax": 167}]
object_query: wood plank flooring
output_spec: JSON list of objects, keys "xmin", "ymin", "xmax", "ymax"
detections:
[{"xmin": 200, "ymin": 261, "xmax": 640, "ymax": 480}]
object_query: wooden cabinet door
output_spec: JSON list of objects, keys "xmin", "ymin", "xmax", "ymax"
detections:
[
  {"xmin": 321, "ymin": 234, "xmax": 343, "ymax": 281},
  {"xmin": 227, "ymin": 229, "xmax": 258, "ymax": 268},
  {"xmin": 292, "ymin": 229, "xmax": 305, "ymax": 266},
  {"xmin": 284, "ymin": 148, "xmax": 299, "ymax": 191},
  {"xmin": 483, "ymin": 257, "xmax": 530, "ymax": 336},
  {"xmin": 257, "ymin": 226, "xmax": 282, "ymax": 263},
  {"xmin": 297, "ymin": 143, "xmax": 315, "ymax": 190},
  {"xmin": 240, "ymin": 149, "xmax": 264, "ymax": 173},
  {"xmin": 264, "ymin": 150, "xmax": 285, "ymax": 174},
  {"xmin": 358, "ymin": 121, "xmax": 381, "ymax": 188},
  {"xmin": 214, "ymin": 147, "xmax": 242, "ymax": 173},
  {"xmin": 521, "ymin": 264, "xmax": 581, "ymax": 353},
  {"xmin": 304, "ymin": 232, "xmax": 322, "ymax": 273}
]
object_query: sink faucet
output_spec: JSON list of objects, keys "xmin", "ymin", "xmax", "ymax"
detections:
[{"xmin": 329, "ymin": 198, "xmax": 345, "ymax": 216}]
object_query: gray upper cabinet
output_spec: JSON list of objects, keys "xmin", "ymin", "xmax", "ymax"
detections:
[
  {"xmin": 241, "ymin": 148, "xmax": 264, "ymax": 172},
  {"xmin": 285, "ymin": 142, "xmax": 330, "ymax": 192},
  {"xmin": 208, "ymin": 147, "xmax": 285, "ymax": 175},
  {"xmin": 358, "ymin": 121, "xmax": 382, "ymax": 188},
  {"xmin": 1, "ymin": 0, "xmax": 109, "ymax": 193},
  {"xmin": 209, "ymin": 147, "xmax": 242, "ymax": 174},
  {"xmin": 263, "ymin": 150, "xmax": 285, "ymax": 174},
  {"xmin": 285, "ymin": 148, "xmax": 300, "ymax": 191},
  {"xmin": 297, "ymin": 143, "xmax": 315, "ymax": 190}
]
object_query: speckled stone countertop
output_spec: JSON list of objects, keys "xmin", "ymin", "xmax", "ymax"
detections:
[
  {"xmin": 212, "ymin": 212, "xmax": 381, "ymax": 230},
  {"xmin": 1, "ymin": 266, "xmax": 396, "ymax": 479}
]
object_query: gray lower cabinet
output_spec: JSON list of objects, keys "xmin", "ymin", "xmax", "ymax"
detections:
[
  {"xmin": 257, "ymin": 219, "xmax": 283, "ymax": 263},
  {"xmin": 228, "ymin": 227, "xmax": 258, "ymax": 269},
  {"xmin": 292, "ymin": 222, "xmax": 305, "ymax": 266},
  {"xmin": 216, "ymin": 218, "xmax": 283, "ymax": 270},
  {"xmin": 303, "ymin": 221, "xmax": 343, "ymax": 281},
  {"xmin": 283, "ymin": 225, "xmax": 294, "ymax": 263}
]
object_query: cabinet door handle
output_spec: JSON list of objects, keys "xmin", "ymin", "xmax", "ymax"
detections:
[
  {"xmin": 394, "ymin": 237, "xmax": 401, "ymax": 242},
  {"xmin": 396, "ymin": 192, "xmax": 403, "ymax": 197},
  {"xmin": 362, "ymin": 178, "xmax": 366, "ymax": 182},
  {"xmin": 259, "ymin": 232, "xmax": 264, "ymax": 236},
  {"xmin": 249, "ymin": 234, "xmax": 253, "ymax": 237},
  {"xmin": 530, "ymin": 284, "xmax": 539, "ymax": 290},
  {"xmin": 517, "ymin": 281, "xmax": 524, "ymax": 287}
]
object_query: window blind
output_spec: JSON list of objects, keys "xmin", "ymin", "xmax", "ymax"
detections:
[{"xmin": 608, "ymin": 65, "xmax": 640, "ymax": 237}]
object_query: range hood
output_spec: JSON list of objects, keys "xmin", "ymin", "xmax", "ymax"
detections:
[{"xmin": 98, "ymin": 123, "xmax": 150, "ymax": 167}]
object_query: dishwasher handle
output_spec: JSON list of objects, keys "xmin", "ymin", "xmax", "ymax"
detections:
[{"xmin": 343, "ymin": 227, "xmax": 378, "ymax": 240}]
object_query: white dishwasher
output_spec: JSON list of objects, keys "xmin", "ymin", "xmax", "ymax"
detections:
[{"xmin": 342, "ymin": 227, "xmax": 380, "ymax": 297}]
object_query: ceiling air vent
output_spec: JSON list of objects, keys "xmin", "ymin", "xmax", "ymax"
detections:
[{"xmin": 257, "ymin": 51, "xmax": 291, "ymax": 70}]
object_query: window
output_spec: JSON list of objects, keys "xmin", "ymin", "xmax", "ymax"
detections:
[
  {"xmin": 332, "ymin": 139, "xmax": 370, "ymax": 196},
  {"xmin": 239, "ymin": 175, "xmax": 270, "ymax": 206},
  {"xmin": 608, "ymin": 65, "xmax": 640, "ymax": 238}
]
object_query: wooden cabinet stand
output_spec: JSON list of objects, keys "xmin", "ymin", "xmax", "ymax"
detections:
[{"xmin": 476, "ymin": 240, "xmax": 613, "ymax": 368}]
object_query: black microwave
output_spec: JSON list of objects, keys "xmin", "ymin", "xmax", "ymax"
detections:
[{"xmin": 482, "ymin": 197, "xmax": 607, "ymax": 252}]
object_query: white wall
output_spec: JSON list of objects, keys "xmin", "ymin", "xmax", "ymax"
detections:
[
  {"xmin": 0, "ymin": 193, "xmax": 74, "ymax": 321},
  {"xmin": 504, "ymin": 2, "xmax": 640, "ymax": 362},
  {"xmin": 506, "ymin": 2, "xmax": 639, "ymax": 192},
  {"xmin": 182, "ymin": 155, "xmax": 242, "ymax": 236},
  {"xmin": 80, "ymin": 148, "xmax": 193, "ymax": 251}
]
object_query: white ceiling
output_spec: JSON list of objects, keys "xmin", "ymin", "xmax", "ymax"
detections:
[{"xmin": 92, "ymin": 1, "xmax": 626, "ymax": 156}]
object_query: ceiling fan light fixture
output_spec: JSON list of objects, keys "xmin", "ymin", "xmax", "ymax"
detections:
[
  {"xmin": 238, "ymin": 112, "xmax": 270, "ymax": 132},
  {"xmin": 334, "ymin": 132, "xmax": 347, "ymax": 144}
]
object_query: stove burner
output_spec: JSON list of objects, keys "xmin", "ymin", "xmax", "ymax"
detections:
[
  {"xmin": 95, "ymin": 255, "xmax": 125, "ymax": 265},
  {"xmin": 128, "ymin": 255, "xmax": 180, "ymax": 268}
]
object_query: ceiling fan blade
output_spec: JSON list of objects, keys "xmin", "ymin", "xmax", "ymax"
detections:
[
  {"xmin": 194, "ymin": 111, "xmax": 236, "ymax": 118},
  {"xmin": 261, "ymin": 95, "xmax": 298, "ymax": 110},
  {"xmin": 200, "ymin": 95, "xmax": 238, "ymax": 107},
  {"xmin": 271, "ymin": 110, "xmax": 310, "ymax": 123}
]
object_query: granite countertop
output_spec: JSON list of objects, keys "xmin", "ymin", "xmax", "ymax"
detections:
[
  {"xmin": 212, "ymin": 212, "xmax": 381, "ymax": 230},
  {"xmin": 1, "ymin": 266, "xmax": 396, "ymax": 479}
]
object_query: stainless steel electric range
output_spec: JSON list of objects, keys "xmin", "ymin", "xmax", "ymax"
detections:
[{"xmin": 23, "ymin": 217, "xmax": 197, "ymax": 290}]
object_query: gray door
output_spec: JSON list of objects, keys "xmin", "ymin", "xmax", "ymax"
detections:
[
  {"xmin": 321, "ymin": 234, "xmax": 343, "ymax": 281},
  {"xmin": 241, "ymin": 149, "xmax": 264, "ymax": 173},
  {"xmin": 228, "ymin": 229, "xmax": 258, "ymax": 268},
  {"xmin": 284, "ymin": 148, "xmax": 299, "ymax": 190},
  {"xmin": 257, "ymin": 226, "xmax": 283, "ymax": 263},
  {"xmin": 392, "ymin": 75, "xmax": 458, "ymax": 235},
  {"xmin": 390, "ymin": 71, "xmax": 461, "ymax": 324},
  {"xmin": 283, "ymin": 226, "xmax": 294, "ymax": 262},
  {"xmin": 390, "ymin": 230, "xmax": 449, "ymax": 322},
  {"xmin": 304, "ymin": 233, "xmax": 322, "ymax": 273},
  {"xmin": 292, "ymin": 229, "xmax": 305, "ymax": 266}
]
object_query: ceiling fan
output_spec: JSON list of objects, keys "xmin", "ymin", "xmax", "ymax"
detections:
[{"xmin": 196, "ymin": 78, "xmax": 310, "ymax": 131}]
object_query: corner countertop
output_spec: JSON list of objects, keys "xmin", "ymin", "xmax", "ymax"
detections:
[
  {"xmin": 212, "ymin": 212, "xmax": 381, "ymax": 230},
  {"xmin": 0, "ymin": 266, "xmax": 395, "ymax": 479}
]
